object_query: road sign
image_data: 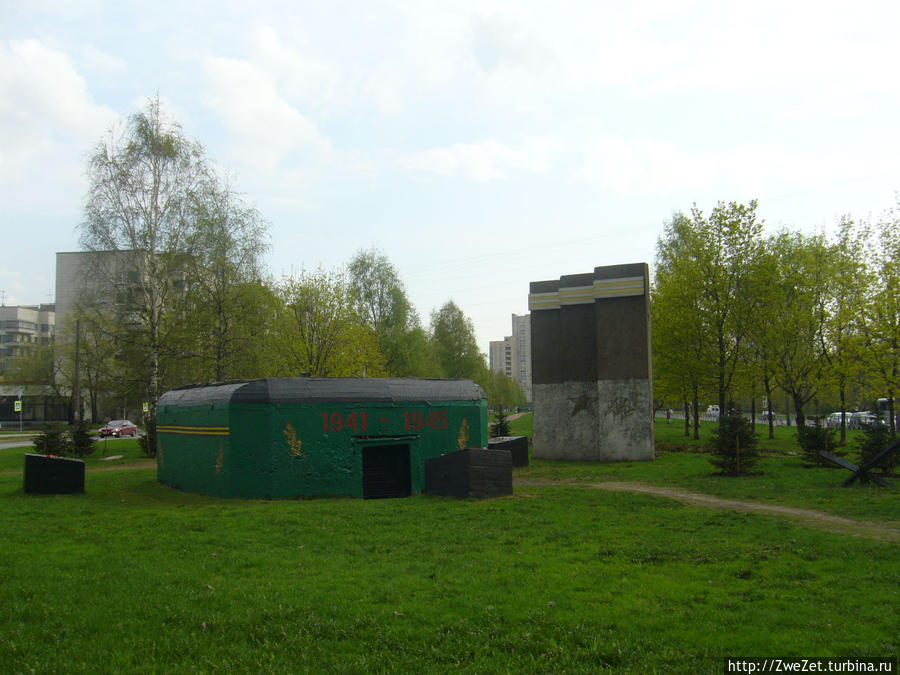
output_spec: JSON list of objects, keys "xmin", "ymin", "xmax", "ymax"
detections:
[{"xmin": 14, "ymin": 400, "xmax": 22, "ymax": 413}]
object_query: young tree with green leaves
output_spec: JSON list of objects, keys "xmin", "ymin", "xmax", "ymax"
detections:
[
  {"xmin": 54, "ymin": 312, "xmax": 117, "ymax": 422},
  {"xmin": 653, "ymin": 211, "xmax": 715, "ymax": 439},
  {"xmin": 820, "ymin": 217, "xmax": 870, "ymax": 442},
  {"xmin": 4, "ymin": 342, "xmax": 59, "ymax": 389},
  {"xmin": 765, "ymin": 231, "xmax": 833, "ymax": 429},
  {"xmin": 429, "ymin": 301, "xmax": 486, "ymax": 381},
  {"xmin": 481, "ymin": 370, "xmax": 526, "ymax": 412},
  {"xmin": 859, "ymin": 209, "xmax": 900, "ymax": 435},
  {"xmin": 346, "ymin": 248, "xmax": 425, "ymax": 376},
  {"xmin": 178, "ymin": 178, "xmax": 270, "ymax": 382},
  {"xmin": 275, "ymin": 268, "xmax": 384, "ymax": 377},
  {"xmin": 653, "ymin": 202, "xmax": 763, "ymax": 433}
]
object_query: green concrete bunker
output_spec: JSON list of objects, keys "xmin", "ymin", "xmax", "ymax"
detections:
[{"xmin": 157, "ymin": 378, "xmax": 488, "ymax": 499}]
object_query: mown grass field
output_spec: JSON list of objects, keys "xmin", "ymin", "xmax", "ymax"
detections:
[
  {"xmin": 0, "ymin": 436, "xmax": 147, "ymax": 473},
  {"xmin": 513, "ymin": 415, "xmax": 899, "ymax": 523},
  {"xmin": 0, "ymin": 417, "xmax": 897, "ymax": 672}
]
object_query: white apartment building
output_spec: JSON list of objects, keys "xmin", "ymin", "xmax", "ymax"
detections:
[
  {"xmin": 0, "ymin": 304, "xmax": 55, "ymax": 375},
  {"xmin": 489, "ymin": 338, "xmax": 513, "ymax": 377},
  {"xmin": 489, "ymin": 313, "xmax": 532, "ymax": 403}
]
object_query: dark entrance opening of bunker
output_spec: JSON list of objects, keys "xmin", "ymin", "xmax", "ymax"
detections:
[{"xmin": 362, "ymin": 444, "xmax": 411, "ymax": 499}]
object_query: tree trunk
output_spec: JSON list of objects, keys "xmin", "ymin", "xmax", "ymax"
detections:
[
  {"xmin": 792, "ymin": 391, "xmax": 806, "ymax": 429},
  {"xmin": 718, "ymin": 339, "xmax": 726, "ymax": 425},
  {"xmin": 692, "ymin": 391, "xmax": 700, "ymax": 440},
  {"xmin": 839, "ymin": 387, "xmax": 847, "ymax": 444},
  {"xmin": 888, "ymin": 388, "xmax": 896, "ymax": 437}
]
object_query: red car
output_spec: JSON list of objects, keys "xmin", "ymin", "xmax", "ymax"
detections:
[{"xmin": 98, "ymin": 420, "xmax": 138, "ymax": 438}]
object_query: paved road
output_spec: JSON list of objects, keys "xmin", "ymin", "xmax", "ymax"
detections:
[{"xmin": 0, "ymin": 437, "xmax": 36, "ymax": 451}]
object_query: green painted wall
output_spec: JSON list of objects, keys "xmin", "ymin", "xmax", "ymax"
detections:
[
  {"xmin": 156, "ymin": 400, "xmax": 232, "ymax": 497},
  {"xmin": 157, "ymin": 383, "xmax": 487, "ymax": 499}
]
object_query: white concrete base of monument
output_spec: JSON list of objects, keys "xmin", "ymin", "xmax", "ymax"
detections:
[{"xmin": 532, "ymin": 379, "xmax": 654, "ymax": 461}]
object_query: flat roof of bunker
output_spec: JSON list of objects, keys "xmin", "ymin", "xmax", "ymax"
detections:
[{"xmin": 159, "ymin": 378, "xmax": 486, "ymax": 407}]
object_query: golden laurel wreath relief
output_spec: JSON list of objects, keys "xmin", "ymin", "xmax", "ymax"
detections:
[
  {"xmin": 283, "ymin": 422, "xmax": 304, "ymax": 458},
  {"xmin": 457, "ymin": 418, "xmax": 470, "ymax": 449}
]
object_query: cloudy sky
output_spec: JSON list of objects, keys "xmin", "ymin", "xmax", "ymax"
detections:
[{"xmin": 4, "ymin": 0, "xmax": 900, "ymax": 353}]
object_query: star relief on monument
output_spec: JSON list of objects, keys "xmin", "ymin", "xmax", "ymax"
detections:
[{"xmin": 568, "ymin": 392, "xmax": 595, "ymax": 418}]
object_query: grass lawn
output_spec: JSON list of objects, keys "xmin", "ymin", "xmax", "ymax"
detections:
[
  {"xmin": 511, "ymin": 415, "xmax": 899, "ymax": 524},
  {"xmin": 0, "ymin": 437, "xmax": 148, "ymax": 473},
  {"xmin": 1, "ymin": 413, "xmax": 897, "ymax": 671},
  {"xmin": 654, "ymin": 417, "xmax": 869, "ymax": 454},
  {"xmin": 1, "ymin": 467, "xmax": 897, "ymax": 673}
]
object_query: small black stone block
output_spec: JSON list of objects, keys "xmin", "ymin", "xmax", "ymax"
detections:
[
  {"xmin": 488, "ymin": 436, "xmax": 529, "ymax": 467},
  {"xmin": 425, "ymin": 448, "xmax": 512, "ymax": 499},
  {"xmin": 24, "ymin": 454, "xmax": 85, "ymax": 494}
]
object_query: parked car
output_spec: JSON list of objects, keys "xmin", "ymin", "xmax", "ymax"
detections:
[
  {"xmin": 848, "ymin": 411, "xmax": 885, "ymax": 430},
  {"xmin": 706, "ymin": 405, "xmax": 720, "ymax": 415},
  {"xmin": 98, "ymin": 419, "xmax": 138, "ymax": 437},
  {"xmin": 825, "ymin": 412, "xmax": 848, "ymax": 429}
]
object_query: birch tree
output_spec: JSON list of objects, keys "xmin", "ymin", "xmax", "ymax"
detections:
[
  {"xmin": 347, "ymin": 248, "xmax": 421, "ymax": 376},
  {"xmin": 80, "ymin": 96, "xmax": 210, "ymax": 455}
]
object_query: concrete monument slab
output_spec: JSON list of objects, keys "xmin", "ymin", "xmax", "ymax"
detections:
[{"xmin": 528, "ymin": 263, "xmax": 653, "ymax": 461}]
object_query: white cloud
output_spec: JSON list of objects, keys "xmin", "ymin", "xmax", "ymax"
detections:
[
  {"xmin": 246, "ymin": 25, "xmax": 343, "ymax": 113},
  {"xmin": 0, "ymin": 38, "xmax": 118, "ymax": 204},
  {"xmin": 203, "ymin": 54, "xmax": 333, "ymax": 173},
  {"xmin": 79, "ymin": 43, "xmax": 127, "ymax": 73},
  {"xmin": 0, "ymin": 259, "xmax": 31, "ymax": 306},
  {"xmin": 402, "ymin": 136, "xmax": 564, "ymax": 181},
  {"xmin": 582, "ymin": 138, "xmax": 702, "ymax": 194},
  {"xmin": 581, "ymin": 136, "xmax": 894, "ymax": 199}
]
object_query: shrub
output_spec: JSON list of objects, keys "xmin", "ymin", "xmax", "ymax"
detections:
[
  {"xmin": 797, "ymin": 424, "xmax": 839, "ymax": 467},
  {"xmin": 491, "ymin": 410, "xmax": 511, "ymax": 438},
  {"xmin": 709, "ymin": 411, "xmax": 758, "ymax": 476},
  {"xmin": 855, "ymin": 420, "xmax": 897, "ymax": 475},
  {"xmin": 70, "ymin": 421, "xmax": 97, "ymax": 458},
  {"xmin": 32, "ymin": 423, "xmax": 70, "ymax": 456}
]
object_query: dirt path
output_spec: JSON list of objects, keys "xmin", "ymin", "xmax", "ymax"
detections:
[
  {"xmin": 85, "ymin": 460, "xmax": 157, "ymax": 473},
  {"xmin": 0, "ymin": 460, "xmax": 156, "ymax": 477},
  {"xmin": 4, "ymin": 462, "xmax": 896, "ymax": 542},
  {"xmin": 516, "ymin": 479, "xmax": 900, "ymax": 543}
]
